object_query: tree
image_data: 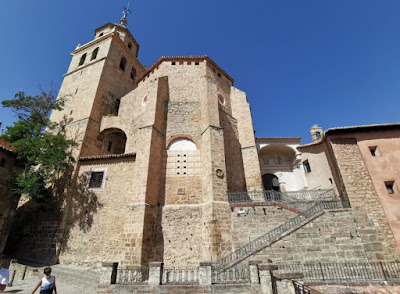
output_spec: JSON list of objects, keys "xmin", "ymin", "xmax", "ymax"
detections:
[{"xmin": 0, "ymin": 90, "xmax": 76, "ymax": 253}]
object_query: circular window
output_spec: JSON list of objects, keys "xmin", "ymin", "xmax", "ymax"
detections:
[
  {"xmin": 99, "ymin": 33, "xmax": 104, "ymax": 37},
  {"xmin": 218, "ymin": 94, "xmax": 226, "ymax": 106},
  {"xmin": 141, "ymin": 94, "xmax": 148, "ymax": 106}
]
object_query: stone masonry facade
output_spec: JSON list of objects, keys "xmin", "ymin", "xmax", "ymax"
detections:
[{"xmin": 5, "ymin": 16, "xmax": 400, "ymax": 276}]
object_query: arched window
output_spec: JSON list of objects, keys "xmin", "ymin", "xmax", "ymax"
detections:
[
  {"xmin": 79, "ymin": 53, "xmax": 87, "ymax": 66},
  {"xmin": 315, "ymin": 131, "xmax": 321, "ymax": 140},
  {"xmin": 168, "ymin": 138, "xmax": 197, "ymax": 176},
  {"xmin": 91, "ymin": 47, "xmax": 99, "ymax": 61},
  {"xmin": 218, "ymin": 94, "xmax": 226, "ymax": 106},
  {"xmin": 99, "ymin": 128, "xmax": 127, "ymax": 155},
  {"xmin": 168, "ymin": 138, "xmax": 197, "ymax": 151},
  {"xmin": 130, "ymin": 67, "xmax": 136, "ymax": 80},
  {"xmin": 119, "ymin": 56, "xmax": 127, "ymax": 71},
  {"xmin": 128, "ymin": 42, "xmax": 132, "ymax": 50}
]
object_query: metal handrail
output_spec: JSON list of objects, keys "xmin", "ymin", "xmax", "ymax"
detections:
[
  {"xmin": 214, "ymin": 201, "xmax": 350, "ymax": 270},
  {"xmin": 228, "ymin": 189, "xmax": 337, "ymax": 203},
  {"xmin": 283, "ymin": 261, "xmax": 400, "ymax": 282}
]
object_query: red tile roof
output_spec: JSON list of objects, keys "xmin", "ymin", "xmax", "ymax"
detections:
[{"xmin": 0, "ymin": 138, "xmax": 16, "ymax": 152}]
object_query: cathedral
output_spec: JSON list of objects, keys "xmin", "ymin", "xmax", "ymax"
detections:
[{"xmin": 5, "ymin": 12, "xmax": 400, "ymax": 279}]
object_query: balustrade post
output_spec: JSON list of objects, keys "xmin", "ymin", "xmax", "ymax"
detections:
[
  {"xmin": 258, "ymin": 262, "xmax": 278, "ymax": 294},
  {"xmin": 248, "ymin": 260, "xmax": 262, "ymax": 283},
  {"xmin": 99, "ymin": 262, "xmax": 118, "ymax": 285},
  {"xmin": 148, "ymin": 262, "xmax": 163, "ymax": 285},
  {"xmin": 199, "ymin": 262, "xmax": 213, "ymax": 285},
  {"xmin": 97, "ymin": 262, "xmax": 118, "ymax": 294},
  {"xmin": 273, "ymin": 271, "xmax": 304, "ymax": 294}
]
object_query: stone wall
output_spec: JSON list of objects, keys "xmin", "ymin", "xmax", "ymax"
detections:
[
  {"xmin": 0, "ymin": 148, "xmax": 18, "ymax": 233},
  {"xmin": 299, "ymin": 142, "xmax": 340, "ymax": 194},
  {"xmin": 161, "ymin": 205, "xmax": 206, "ymax": 267},
  {"xmin": 337, "ymin": 130, "xmax": 400, "ymax": 256},
  {"xmin": 231, "ymin": 204, "xmax": 369, "ymax": 265},
  {"xmin": 59, "ymin": 157, "xmax": 137, "ymax": 266},
  {"xmin": 330, "ymin": 137, "xmax": 399, "ymax": 261},
  {"xmin": 5, "ymin": 202, "xmax": 61, "ymax": 264},
  {"xmin": 219, "ymin": 108, "xmax": 246, "ymax": 192},
  {"xmin": 230, "ymin": 87, "xmax": 263, "ymax": 191},
  {"xmin": 106, "ymin": 284, "xmax": 261, "ymax": 294}
]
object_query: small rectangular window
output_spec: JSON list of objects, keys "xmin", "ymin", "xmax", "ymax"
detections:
[
  {"xmin": 89, "ymin": 171, "xmax": 104, "ymax": 189},
  {"xmin": 171, "ymin": 62, "xmax": 176, "ymax": 65},
  {"xmin": 385, "ymin": 181, "xmax": 395, "ymax": 194},
  {"xmin": 218, "ymin": 73, "xmax": 222, "ymax": 78},
  {"xmin": 115, "ymin": 99, "xmax": 121, "ymax": 115},
  {"xmin": 303, "ymin": 160, "xmax": 311, "ymax": 173},
  {"xmin": 195, "ymin": 62, "xmax": 199, "ymax": 65}
]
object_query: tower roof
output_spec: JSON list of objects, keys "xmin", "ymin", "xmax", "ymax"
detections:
[{"xmin": 117, "ymin": 3, "xmax": 131, "ymax": 29}]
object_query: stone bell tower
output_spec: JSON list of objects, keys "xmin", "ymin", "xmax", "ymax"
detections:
[{"xmin": 50, "ymin": 9, "xmax": 145, "ymax": 158}]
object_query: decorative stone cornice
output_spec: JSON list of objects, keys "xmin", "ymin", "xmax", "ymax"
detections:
[
  {"xmin": 78, "ymin": 152, "xmax": 136, "ymax": 162},
  {"xmin": 138, "ymin": 56, "xmax": 234, "ymax": 85}
]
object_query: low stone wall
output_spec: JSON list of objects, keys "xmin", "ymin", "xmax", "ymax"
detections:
[
  {"xmin": 103, "ymin": 284, "xmax": 261, "ymax": 294},
  {"xmin": 232, "ymin": 203, "xmax": 368, "ymax": 265},
  {"xmin": 5, "ymin": 202, "xmax": 61, "ymax": 264}
]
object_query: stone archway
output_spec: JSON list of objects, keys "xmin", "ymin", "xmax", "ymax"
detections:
[
  {"xmin": 98, "ymin": 128, "xmax": 127, "ymax": 155},
  {"xmin": 262, "ymin": 173, "xmax": 280, "ymax": 191}
]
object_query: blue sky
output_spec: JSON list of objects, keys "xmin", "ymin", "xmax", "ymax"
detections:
[{"xmin": 1, "ymin": 1, "xmax": 400, "ymax": 143}]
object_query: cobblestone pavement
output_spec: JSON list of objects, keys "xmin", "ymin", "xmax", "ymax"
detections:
[{"xmin": 4, "ymin": 264, "xmax": 99, "ymax": 294}]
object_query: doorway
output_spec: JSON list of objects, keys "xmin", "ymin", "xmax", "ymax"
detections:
[{"xmin": 262, "ymin": 174, "xmax": 280, "ymax": 191}]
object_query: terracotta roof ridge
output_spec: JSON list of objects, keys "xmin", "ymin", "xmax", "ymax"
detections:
[
  {"xmin": 326, "ymin": 122, "xmax": 400, "ymax": 133},
  {"xmin": 137, "ymin": 55, "xmax": 234, "ymax": 84},
  {"xmin": 256, "ymin": 137, "xmax": 301, "ymax": 140},
  {"xmin": 0, "ymin": 139, "xmax": 17, "ymax": 152},
  {"xmin": 79, "ymin": 152, "xmax": 136, "ymax": 161}
]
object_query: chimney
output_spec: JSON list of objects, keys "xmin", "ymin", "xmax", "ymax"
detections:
[{"xmin": 310, "ymin": 124, "xmax": 323, "ymax": 142}]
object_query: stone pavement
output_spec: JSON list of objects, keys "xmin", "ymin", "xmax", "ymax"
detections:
[{"xmin": 5, "ymin": 264, "xmax": 100, "ymax": 294}]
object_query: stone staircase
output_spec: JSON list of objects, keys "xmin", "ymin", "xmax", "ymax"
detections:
[
  {"xmin": 8, "ymin": 263, "xmax": 100, "ymax": 293},
  {"xmin": 214, "ymin": 201, "xmax": 351, "ymax": 271}
]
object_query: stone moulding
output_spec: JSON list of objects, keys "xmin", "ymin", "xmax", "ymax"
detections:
[{"xmin": 78, "ymin": 152, "xmax": 136, "ymax": 162}]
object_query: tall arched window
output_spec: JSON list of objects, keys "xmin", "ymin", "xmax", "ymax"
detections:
[
  {"xmin": 91, "ymin": 47, "xmax": 99, "ymax": 60},
  {"xmin": 167, "ymin": 138, "xmax": 198, "ymax": 176},
  {"xmin": 130, "ymin": 67, "xmax": 136, "ymax": 80},
  {"xmin": 79, "ymin": 53, "xmax": 87, "ymax": 66},
  {"xmin": 218, "ymin": 94, "xmax": 226, "ymax": 106},
  {"xmin": 119, "ymin": 56, "xmax": 127, "ymax": 71}
]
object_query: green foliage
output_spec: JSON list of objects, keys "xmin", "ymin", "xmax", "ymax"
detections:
[{"xmin": 1, "ymin": 90, "xmax": 76, "ymax": 203}]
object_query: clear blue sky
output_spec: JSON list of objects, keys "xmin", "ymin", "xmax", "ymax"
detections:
[{"xmin": 1, "ymin": 1, "xmax": 400, "ymax": 143}]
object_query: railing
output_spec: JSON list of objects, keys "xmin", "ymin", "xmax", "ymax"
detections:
[
  {"xmin": 228, "ymin": 189, "xmax": 336, "ymax": 204},
  {"xmin": 293, "ymin": 281, "xmax": 312, "ymax": 294},
  {"xmin": 280, "ymin": 261, "xmax": 400, "ymax": 282},
  {"xmin": 215, "ymin": 201, "xmax": 350, "ymax": 270},
  {"xmin": 116, "ymin": 266, "xmax": 148, "ymax": 284},
  {"xmin": 212, "ymin": 264, "xmax": 250, "ymax": 284},
  {"xmin": 162, "ymin": 267, "xmax": 199, "ymax": 285}
]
